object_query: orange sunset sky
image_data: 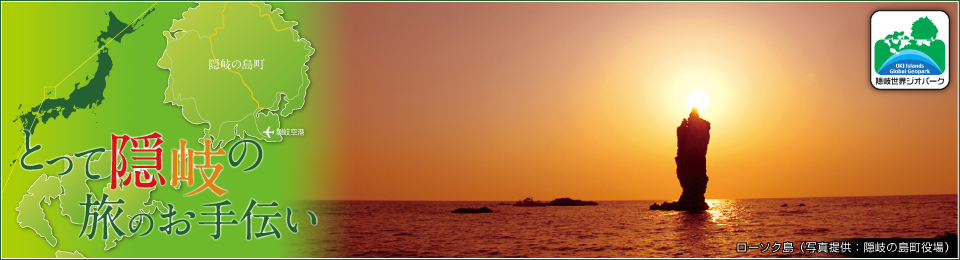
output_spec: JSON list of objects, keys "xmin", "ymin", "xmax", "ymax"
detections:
[{"xmin": 329, "ymin": 2, "xmax": 958, "ymax": 201}]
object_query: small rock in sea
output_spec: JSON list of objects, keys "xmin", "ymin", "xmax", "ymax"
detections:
[
  {"xmin": 935, "ymin": 231, "xmax": 957, "ymax": 240},
  {"xmin": 513, "ymin": 197, "xmax": 548, "ymax": 207},
  {"xmin": 780, "ymin": 204, "xmax": 788, "ymax": 207},
  {"xmin": 649, "ymin": 201, "xmax": 689, "ymax": 211},
  {"xmin": 649, "ymin": 201, "xmax": 706, "ymax": 211},
  {"xmin": 547, "ymin": 197, "xmax": 598, "ymax": 206},
  {"xmin": 452, "ymin": 206, "xmax": 493, "ymax": 213},
  {"xmin": 650, "ymin": 202, "xmax": 671, "ymax": 210},
  {"xmin": 649, "ymin": 203, "xmax": 661, "ymax": 210},
  {"xmin": 797, "ymin": 203, "xmax": 806, "ymax": 206}
]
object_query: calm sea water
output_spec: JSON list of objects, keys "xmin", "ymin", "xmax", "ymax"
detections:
[{"xmin": 292, "ymin": 195, "xmax": 957, "ymax": 258}]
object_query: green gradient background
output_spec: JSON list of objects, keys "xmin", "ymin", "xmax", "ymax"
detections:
[{"xmin": 1, "ymin": 2, "xmax": 336, "ymax": 257}]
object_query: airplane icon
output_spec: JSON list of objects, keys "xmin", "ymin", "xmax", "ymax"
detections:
[{"xmin": 263, "ymin": 126, "xmax": 272, "ymax": 138}]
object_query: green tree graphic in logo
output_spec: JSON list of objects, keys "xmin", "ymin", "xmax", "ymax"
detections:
[{"xmin": 874, "ymin": 16, "xmax": 946, "ymax": 73}]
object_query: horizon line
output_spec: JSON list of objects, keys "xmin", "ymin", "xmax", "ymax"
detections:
[{"xmin": 297, "ymin": 193, "xmax": 959, "ymax": 202}]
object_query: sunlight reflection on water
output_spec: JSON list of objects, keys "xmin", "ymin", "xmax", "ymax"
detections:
[{"xmin": 706, "ymin": 199, "xmax": 735, "ymax": 225}]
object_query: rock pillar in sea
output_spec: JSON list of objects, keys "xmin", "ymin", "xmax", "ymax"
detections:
[
  {"xmin": 675, "ymin": 107, "xmax": 711, "ymax": 210},
  {"xmin": 650, "ymin": 107, "xmax": 711, "ymax": 211}
]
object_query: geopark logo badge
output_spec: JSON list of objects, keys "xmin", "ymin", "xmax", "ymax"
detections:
[{"xmin": 871, "ymin": 11, "xmax": 950, "ymax": 90}]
